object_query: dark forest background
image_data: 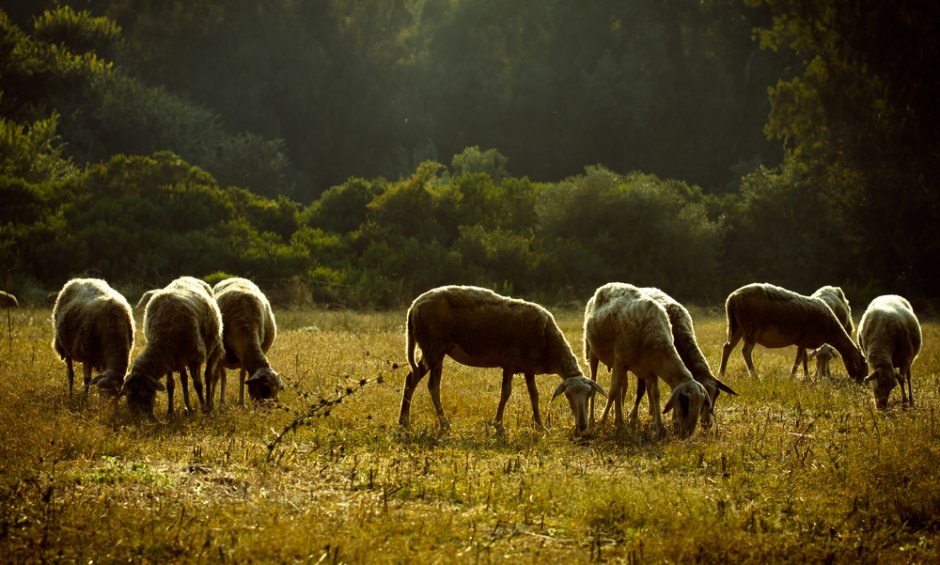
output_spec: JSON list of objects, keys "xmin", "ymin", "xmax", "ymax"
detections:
[{"xmin": 1, "ymin": 1, "xmax": 937, "ymax": 309}]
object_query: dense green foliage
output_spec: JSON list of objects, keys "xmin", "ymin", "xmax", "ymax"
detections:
[{"xmin": 0, "ymin": 2, "xmax": 937, "ymax": 308}]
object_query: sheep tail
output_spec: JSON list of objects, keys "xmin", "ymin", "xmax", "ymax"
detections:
[
  {"xmin": 406, "ymin": 307, "xmax": 419, "ymax": 375},
  {"xmin": 725, "ymin": 295, "xmax": 740, "ymax": 341}
]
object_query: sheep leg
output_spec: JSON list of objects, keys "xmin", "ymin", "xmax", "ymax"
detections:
[
  {"xmin": 398, "ymin": 358, "xmax": 430, "ymax": 428},
  {"xmin": 82, "ymin": 363, "xmax": 93, "ymax": 398},
  {"xmin": 427, "ymin": 363, "xmax": 450, "ymax": 430},
  {"xmin": 66, "ymin": 358, "xmax": 76, "ymax": 396},
  {"xmin": 899, "ymin": 367, "xmax": 914, "ymax": 408},
  {"xmin": 178, "ymin": 367, "xmax": 193, "ymax": 413},
  {"xmin": 587, "ymin": 354, "xmax": 600, "ymax": 426},
  {"xmin": 493, "ymin": 369, "xmax": 513, "ymax": 433},
  {"xmin": 790, "ymin": 347, "xmax": 806, "ymax": 378},
  {"xmin": 200, "ymin": 360, "xmax": 215, "ymax": 413},
  {"xmin": 239, "ymin": 368, "xmax": 248, "ymax": 407},
  {"xmin": 596, "ymin": 366, "xmax": 622, "ymax": 427},
  {"xmin": 166, "ymin": 372, "xmax": 176, "ymax": 418},
  {"xmin": 524, "ymin": 372, "xmax": 544, "ymax": 431},
  {"xmin": 191, "ymin": 362, "xmax": 206, "ymax": 410},
  {"xmin": 629, "ymin": 378, "xmax": 645, "ymax": 430},
  {"xmin": 217, "ymin": 366, "xmax": 227, "ymax": 407},
  {"xmin": 741, "ymin": 341, "xmax": 758, "ymax": 377},
  {"xmin": 718, "ymin": 332, "xmax": 741, "ymax": 377},
  {"xmin": 646, "ymin": 378, "xmax": 665, "ymax": 439},
  {"xmin": 610, "ymin": 366, "xmax": 629, "ymax": 429}
]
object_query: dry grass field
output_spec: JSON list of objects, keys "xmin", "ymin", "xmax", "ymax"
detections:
[{"xmin": 1, "ymin": 305, "xmax": 939, "ymax": 563}]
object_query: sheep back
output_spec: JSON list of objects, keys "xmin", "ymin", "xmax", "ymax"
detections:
[
  {"xmin": 409, "ymin": 285, "xmax": 580, "ymax": 378},
  {"xmin": 584, "ymin": 283, "xmax": 678, "ymax": 371},
  {"xmin": 726, "ymin": 283, "xmax": 843, "ymax": 345},
  {"xmin": 124, "ymin": 279, "xmax": 222, "ymax": 414},
  {"xmin": 213, "ymin": 277, "xmax": 277, "ymax": 360},
  {"xmin": 811, "ymin": 285, "xmax": 854, "ymax": 335},
  {"xmin": 51, "ymin": 278, "xmax": 135, "ymax": 385},
  {"xmin": 858, "ymin": 295, "xmax": 921, "ymax": 370}
]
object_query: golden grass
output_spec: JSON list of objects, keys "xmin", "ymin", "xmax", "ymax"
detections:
[{"xmin": 1, "ymin": 306, "xmax": 939, "ymax": 562}]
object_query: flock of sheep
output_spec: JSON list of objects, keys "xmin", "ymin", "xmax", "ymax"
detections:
[
  {"xmin": 11, "ymin": 275, "xmax": 922, "ymax": 437},
  {"xmin": 400, "ymin": 282, "xmax": 921, "ymax": 437},
  {"xmin": 49, "ymin": 276, "xmax": 283, "ymax": 418}
]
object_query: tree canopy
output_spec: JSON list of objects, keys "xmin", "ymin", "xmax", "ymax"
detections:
[{"xmin": 1, "ymin": 2, "xmax": 937, "ymax": 308}]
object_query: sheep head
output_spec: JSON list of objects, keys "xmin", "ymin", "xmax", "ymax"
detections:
[
  {"xmin": 844, "ymin": 347, "xmax": 868, "ymax": 384},
  {"xmin": 698, "ymin": 376, "xmax": 738, "ymax": 430},
  {"xmin": 865, "ymin": 367, "xmax": 898, "ymax": 410},
  {"xmin": 246, "ymin": 367, "xmax": 283, "ymax": 402},
  {"xmin": 122, "ymin": 372, "xmax": 165, "ymax": 418},
  {"xmin": 663, "ymin": 380, "xmax": 710, "ymax": 438},
  {"xmin": 91, "ymin": 369, "xmax": 124, "ymax": 401},
  {"xmin": 552, "ymin": 375, "xmax": 606, "ymax": 433}
]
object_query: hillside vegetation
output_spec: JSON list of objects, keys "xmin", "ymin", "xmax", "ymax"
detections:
[{"xmin": 2, "ymin": 2, "xmax": 939, "ymax": 309}]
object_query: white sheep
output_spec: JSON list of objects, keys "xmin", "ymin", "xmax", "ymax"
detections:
[
  {"xmin": 626, "ymin": 287, "xmax": 738, "ymax": 431},
  {"xmin": 398, "ymin": 285, "xmax": 606, "ymax": 433},
  {"xmin": 115, "ymin": 276, "xmax": 223, "ymax": 418},
  {"xmin": 857, "ymin": 295, "xmax": 921, "ymax": 410},
  {"xmin": 584, "ymin": 283, "xmax": 711, "ymax": 438},
  {"xmin": 792, "ymin": 285, "xmax": 854, "ymax": 376},
  {"xmin": 807, "ymin": 345, "xmax": 838, "ymax": 378},
  {"xmin": 0, "ymin": 290, "xmax": 18, "ymax": 308},
  {"xmin": 717, "ymin": 283, "xmax": 867, "ymax": 382},
  {"xmin": 211, "ymin": 277, "xmax": 282, "ymax": 406},
  {"xmin": 51, "ymin": 278, "xmax": 135, "ymax": 398}
]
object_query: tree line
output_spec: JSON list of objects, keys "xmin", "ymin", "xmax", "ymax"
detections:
[{"xmin": 1, "ymin": 2, "xmax": 937, "ymax": 309}]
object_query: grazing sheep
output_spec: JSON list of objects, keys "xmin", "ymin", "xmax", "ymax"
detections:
[
  {"xmin": 51, "ymin": 278, "xmax": 134, "ymax": 398},
  {"xmin": 857, "ymin": 295, "xmax": 921, "ymax": 410},
  {"xmin": 211, "ymin": 277, "xmax": 282, "ymax": 406},
  {"xmin": 114, "ymin": 276, "xmax": 223, "ymax": 418},
  {"xmin": 626, "ymin": 287, "xmax": 738, "ymax": 431},
  {"xmin": 808, "ymin": 345, "xmax": 838, "ymax": 378},
  {"xmin": 717, "ymin": 283, "xmax": 867, "ymax": 382},
  {"xmin": 0, "ymin": 290, "xmax": 18, "ymax": 308},
  {"xmin": 792, "ymin": 286, "xmax": 854, "ymax": 376},
  {"xmin": 584, "ymin": 283, "xmax": 711, "ymax": 438},
  {"xmin": 398, "ymin": 285, "xmax": 606, "ymax": 433}
]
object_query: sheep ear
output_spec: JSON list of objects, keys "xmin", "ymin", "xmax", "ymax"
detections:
[
  {"xmin": 245, "ymin": 372, "xmax": 262, "ymax": 383},
  {"xmin": 590, "ymin": 380, "xmax": 607, "ymax": 397},
  {"xmin": 551, "ymin": 382, "xmax": 566, "ymax": 401},
  {"xmin": 864, "ymin": 373, "xmax": 877, "ymax": 383},
  {"xmin": 149, "ymin": 375, "xmax": 165, "ymax": 392},
  {"xmin": 714, "ymin": 378, "xmax": 738, "ymax": 396},
  {"xmin": 663, "ymin": 392, "xmax": 677, "ymax": 414}
]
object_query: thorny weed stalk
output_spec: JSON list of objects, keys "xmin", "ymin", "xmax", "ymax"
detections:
[{"xmin": 264, "ymin": 358, "xmax": 401, "ymax": 463}]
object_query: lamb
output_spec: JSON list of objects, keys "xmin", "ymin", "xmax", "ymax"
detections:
[
  {"xmin": 0, "ymin": 290, "xmax": 18, "ymax": 308},
  {"xmin": 857, "ymin": 295, "xmax": 921, "ymax": 410},
  {"xmin": 792, "ymin": 286, "xmax": 854, "ymax": 376},
  {"xmin": 211, "ymin": 277, "xmax": 283, "ymax": 406},
  {"xmin": 808, "ymin": 345, "xmax": 838, "ymax": 378},
  {"xmin": 111, "ymin": 276, "xmax": 223, "ymax": 418},
  {"xmin": 717, "ymin": 283, "xmax": 867, "ymax": 382},
  {"xmin": 51, "ymin": 278, "xmax": 134, "ymax": 398},
  {"xmin": 398, "ymin": 285, "xmax": 606, "ymax": 433},
  {"xmin": 584, "ymin": 283, "xmax": 711, "ymax": 438}
]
